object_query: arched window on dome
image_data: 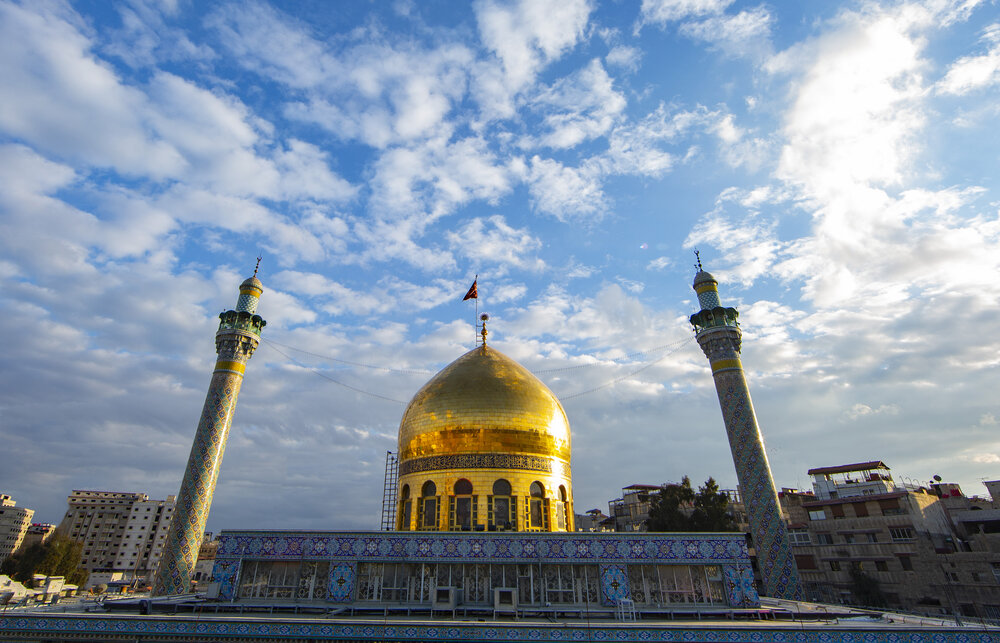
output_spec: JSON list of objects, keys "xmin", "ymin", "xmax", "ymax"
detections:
[
  {"xmin": 418, "ymin": 481, "xmax": 438, "ymax": 530},
  {"xmin": 556, "ymin": 485, "xmax": 568, "ymax": 531},
  {"xmin": 489, "ymin": 479, "xmax": 515, "ymax": 531},
  {"xmin": 398, "ymin": 484, "xmax": 412, "ymax": 531},
  {"xmin": 449, "ymin": 479, "xmax": 476, "ymax": 531},
  {"xmin": 527, "ymin": 481, "xmax": 549, "ymax": 531}
]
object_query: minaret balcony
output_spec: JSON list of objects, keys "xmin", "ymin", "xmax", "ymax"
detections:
[
  {"xmin": 217, "ymin": 310, "xmax": 267, "ymax": 335},
  {"xmin": 689, "ymin": 306, "xmax": 740, "ymax": 334}
]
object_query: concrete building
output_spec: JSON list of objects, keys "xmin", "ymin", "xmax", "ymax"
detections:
[
  {"xmin": 16, "ymin": 523, "xmax": 56, "ymax": 554},
  {"xmin": 0, "ymin": 494, "xmax": 34, "ymax": 563},
  {"xmin": 782, "ymin": 461, "xmax": 1000, "ymax": 619},
  {"xmin": 58, "ymin": 490, "xmax": 174, "ymax": 588},
  {"xmin": 607, "ymin": 484, "xmax": 660, "ymax": 532}
]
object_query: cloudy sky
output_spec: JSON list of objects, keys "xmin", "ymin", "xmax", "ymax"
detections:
[{"xmin": 2, "ymin": 0, "xmax": 999, "ymax": 532}]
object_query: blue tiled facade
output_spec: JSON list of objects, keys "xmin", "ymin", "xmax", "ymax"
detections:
[
  {"xmin": 213, "ymin": 530, "xmax": 758, "ymax": 608},
  {"xmin": 0, "ymin": 614, "xmax": 991, "ymax": 642}
]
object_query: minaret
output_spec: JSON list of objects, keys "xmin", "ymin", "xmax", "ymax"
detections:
[
  {"xmin": 152, "ymin": 265, "xmax": 266, "ymax": 595},
  {"xmin": 689, "ymin": 256, "xmax": 803, "ymax": 600}
]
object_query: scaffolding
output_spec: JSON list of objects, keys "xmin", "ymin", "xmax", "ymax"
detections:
[{"xmin": 380, "ymin": 451, "xmax": 399, "ymax": 531}]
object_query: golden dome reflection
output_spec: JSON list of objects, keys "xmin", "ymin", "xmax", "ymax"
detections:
[
  {"xmin": 395, "ymin": 343, "xmax": 574, "ymax": 532},
  {"xmin": 398, "ymin": 344, "xmax": 571, "ymax": 462}
]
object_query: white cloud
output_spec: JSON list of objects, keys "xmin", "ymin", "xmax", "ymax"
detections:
[
  {"xmin": 679, "ymin": 7, "xmax": 773, "ymax": 58},
  {"xmin": 639, "ymin": 0, "xmax": 733, "ymax": 25},
  {"xmin": 647, "ymin": 257, "xmax": 672, "ymax": 271},
  {"xmin": 0, "ymin": 2, "xmax": 185, "ymax": 176},
  {"xmin": 473, "ymin": 0, "xmax": 593, "ymax": 116},
  {"xmin": 445, "ymin": 215, "xmax": 545, "ymax": 271},
  {"xmin": 525, "ymin": 156, "xmax": 607, "ymax": 222},
  {"xmin": 605, "ymin": 45, "xmax": 641, "ymax": 72},
  {"xmin": 843, "ymin": 403, "xmax": 900, "ymax": 421},
  {"xmin": 937, "ymin": 23, "xmax": 1000, "ymax": 95},
  {"xmin": 532, "ymin": 59, "xmax": 626, "ymax": 149}
]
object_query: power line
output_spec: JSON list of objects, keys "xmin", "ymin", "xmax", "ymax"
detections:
[
  {"xmin": 259, "ymin": 334, "xmax": 697, "ymax": 406},
  {"xmin": 261, "ymin": 338, "xmax": 433, "ymax": 375},
  {"xmin": 556, "ymin": 336, "xmax": 696, "ymax": 402},
  {"xmin": 533, "ymin": 336, "xmax": 693, "ymax": 374},
  {"xmin": 261, "ymin": 341, "xmax": 408, "ymax": 405}
]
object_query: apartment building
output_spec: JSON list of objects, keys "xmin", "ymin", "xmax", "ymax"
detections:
[
  {"xmin": 57, "ymin": 490, "xmax": 175, "ymax": 587},
  {"xmin": 0, "ymin": 494, "xmax": 34, "ymax": 562},
  {"xmin": 607, "ymin": 484, "xmax": 660, "ymax": 532},
  {"xmin": 783, "ymin": 462, "xmax": 1000, "ymax": 619}
]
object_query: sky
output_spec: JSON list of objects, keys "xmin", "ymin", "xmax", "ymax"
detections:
[{"xmin": 2, "ymin": 0, "xmax": 1000, "ymax": 532}]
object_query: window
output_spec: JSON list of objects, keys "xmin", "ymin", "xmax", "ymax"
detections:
[
  {"xmin": 449, "ymin": 479, "xmax": 475, "ymax": 531},
  {"xmin": 830, "ymin": 505, "xmax": 845, "ymax": 519},
  {"xmin": 808, "ymin": 510, "xmax": 826, "ymax": 521},
  {"xmin": 795, "ymin": 554, "xmax": 817, "ymax": 570},
  {"xmin": 899, "ymin": 556, "xmax": 914, "ymax": 571},
  {"xmin": 867, "ymin": 533, "xmax": 879, "ymax": 543},
  {"xmin": 853, "ymin": 503, "xmax": 870, "ymax": 517},
  {"xmin": 489, "ymin": 479, "xmax": 515, "ymax": 531},
  {"xmin": 816, "ymin": 533, "xmax": 834, "ymax": 545},
  {"xmin": 527, "ymin": 482, "xmax": 548, "ymax": 530},
  {"xmin": 399, "ymin": 485, "xmax": 412, "ymax": 531},
  {"xmin": 788, "ymin": 528, "xmax": 810, "ymax": 545},
  {"xmin": 557, "ymin": 485, "xmax": 568, "ymax": 530},
  {"xmin": 880, "ymin": 499, "xmax": 907, "ymax": 516},
  {"xmin": 843, "ymin": 534, "xmax": 854, "ymax": 544},
  {"xmin": 419, "ymin": 481, "xmax": 438, "ymax": 530},
  {"xmin": 889, "ymin": 527, "xmax": 915, "ymax": 542},
  {"xmin": 830, "ymin": 561, "xmax": 841, "ymax": 571},
  {"xmin": 875, "ymin": 561, "xmax": 888, "ymax": 572}
]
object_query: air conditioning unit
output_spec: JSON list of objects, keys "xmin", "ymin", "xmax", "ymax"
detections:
[
  {"xmin": 433, "ymin": 586, "xmax": 462, "ymax": 610},
  {"xmin": 494, "ymin": 587, "xmax": 517, "ymax": 613}
]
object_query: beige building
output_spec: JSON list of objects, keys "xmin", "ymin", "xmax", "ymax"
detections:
[
  {"xmin": 58, "ymin": 490, "xmax": 175, "ymax": 588},
  {"xmin": 16, "ymin": 523, "xmax": 56, "ymax": 554},
  {"xmin": 0, "ymin": 494, "xmax": 34, "ymax": 562},
  {"xmin": 782, "ymin": 462, "xmax": 1000, "ymax": 620}
]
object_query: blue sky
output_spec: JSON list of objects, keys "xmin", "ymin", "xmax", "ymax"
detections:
[{"xmin": 2, "ymin": 0, "xmax": 1000, "ymax": 531}]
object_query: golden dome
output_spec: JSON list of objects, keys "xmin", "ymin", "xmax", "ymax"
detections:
[{"xmin": 398, "ymin": 344, "xmax": 571, "ymax": 463}]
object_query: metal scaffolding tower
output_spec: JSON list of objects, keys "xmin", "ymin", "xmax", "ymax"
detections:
[{"xmin": 380, "ymin": 451, "xmax": 399, "ymax": 531}]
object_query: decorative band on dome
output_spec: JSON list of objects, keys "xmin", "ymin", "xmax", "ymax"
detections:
[{"xmin": 400, "ymin": 453, "xmax": 555, "ymax": 476}]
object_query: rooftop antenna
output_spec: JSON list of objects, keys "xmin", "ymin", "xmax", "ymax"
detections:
[
  {"xmin": 253, "ymin": 255, "xmax": 262, "ymax": 278},
  {"xmin": 694, "ymin": 248, "xmax": 703, "ymax": 272}
]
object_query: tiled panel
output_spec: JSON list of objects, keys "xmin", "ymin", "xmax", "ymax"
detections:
[{"xmin": 0, "ymin": 614, "xmax": 988, "ymax": 642}]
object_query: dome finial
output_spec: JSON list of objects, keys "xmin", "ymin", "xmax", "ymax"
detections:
[
  {"xmin": 253, "ymin": 255, "xmax": 262, "ymax": 278},
  {"xmin": 694, "ymin": 248, "xmax": 703, "ymax": 272},
  {"xmin": 480, "ymin": 313, "xmax": 490, "ymax": 346}
]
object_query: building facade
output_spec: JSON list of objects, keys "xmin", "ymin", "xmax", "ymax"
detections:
[
  {"xmin": 783, "ymin": 462, "xmax": 1000, "ymax": 619},
  {"xmin": 57, "ymin": 490, "xmax": 174, "ymax": 587},
  {"xmin": 0, "ymin": 494, "xmax": 34, "ymax": 562},
  {"xmin": 212, "ymin": 530, "xmax": 759, "ymax": 611}
]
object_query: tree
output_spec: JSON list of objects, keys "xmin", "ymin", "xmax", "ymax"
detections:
[
  {"xmin": 646, "ymin": 476, "xmax": 695, "ymax": 532},
  {"xmin": 691, "ymin": 477, "xmax": 738, "ymax": 532},
  {"xmin": 848, "ymin": 565, "xmax": 886, "ymax": 607},
  {"xmin": 0, "ymin": 534, "xmax": 89, "ymax": 587},
  {"xmin": 646, "ymin": 476, "xmax": 739, "ymax": 532}
]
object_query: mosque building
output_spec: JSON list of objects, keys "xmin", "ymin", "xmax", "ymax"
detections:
[{"xmin": 1, "ymin": 265, "xmax": 982, "ymax": 642}]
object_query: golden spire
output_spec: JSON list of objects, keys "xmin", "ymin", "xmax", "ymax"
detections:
[{"xmin": 480, "ymin": 313, "xmax": 489, "ymax": 345}]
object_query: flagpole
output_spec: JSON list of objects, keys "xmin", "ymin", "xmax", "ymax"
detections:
[{"xmin": 474, "ymin": 274, "xmax": 479, "ymax": 346}]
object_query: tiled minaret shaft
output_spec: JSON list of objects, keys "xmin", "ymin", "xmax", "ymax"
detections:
[
  {"xmin": 152, "ymin": 274, "xmax": 266, "ymax": 596},
  {"xmin": 689, "ymin": 268, "xmax": 803, "ymax": 600}
]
